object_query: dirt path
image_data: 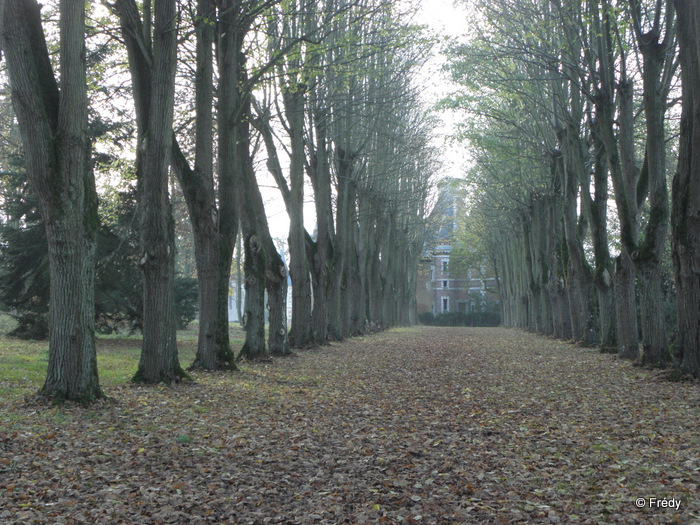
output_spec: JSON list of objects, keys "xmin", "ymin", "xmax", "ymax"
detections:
[{"xmin": 1, "ymin": 326, "xmax": 699, "ymax": 523}]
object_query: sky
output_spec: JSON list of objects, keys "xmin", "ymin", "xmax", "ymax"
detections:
[
  {"xmin": 416, "ymin": 0, "xmax": 472, "ymax": 38},
  {"xmin": 415, "ymin": 0, "xmax": 474, "ymax": 182}
]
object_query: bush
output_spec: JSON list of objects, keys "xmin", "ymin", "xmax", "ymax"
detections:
[
  {"xmin": 417, "ymin": 311, "xmax": 501, "ymax": 327},
  {"xmin": 418, "ymin": 312, "xmax": 435, "ymax": 325},
  {"xmin": 9, "ymin": 311, "xmax": 48, "ymax": 340},
  {"xmin": 174, "ymin": 276, "xmax": 198, "ymax": 329}
]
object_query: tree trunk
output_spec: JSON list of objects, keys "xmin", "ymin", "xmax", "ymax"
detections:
[
  {"xmin": 559, "ymin": 131, "xmax": 595, "ymax": 344},
  {"xmin": 132, "ymin": 0, "xmax": 185, "ymax": 384},
  {"xmin": 236, "ymin": 112, "xmax": 287, "ymax": 360},
  {"xmin": 2, "ymin": 0, "xmax": 102, "ymax": 401},
  {"xmin": 178, "ymin": 0, "xmax": 235, "ymax": 370},
  {"xmin": 172, "ymin": 142, "xmax": 234, "ymax": 369},
  {"xmin": 307, "ymin": 114, "xmax": 335, "ymax": 343},
  {"xmin": 596, "ymin": 64, "xmax": 640, "ymax": 358},
  {"xmin": 266, "ymin": 248, "xmax": 289, "ymax": 356},
  {"xmin": 670, "ymin": 0, "xmax": 700, "ymax": 376},
  {"xmin": 587, "ymin": 117, "xmax": 616, "ymax": 348},
  {"xmin": 329, "ymin": 147, "xmax": 356, "ymax": 340},
  {"xmin": 614, "ymin": 251, "xmax": 639, "ymax": 358},
  {"xmin": 240, "ymin": 233, "xmax": 267, "ymax": 359},
  {"xmin": 349, "ymin": 222, "xmax": 366, "ymax": 334},
  {"xmin": 284, "ymin": 88, "xmax": 313, "ymax": 348},
  {"xmin": 215, "ymin": 1, "xmax": 242, "ymax": 361},
  {"xmin": 634, "ymin": 22, "xmax": 671, "ymax": 366}
]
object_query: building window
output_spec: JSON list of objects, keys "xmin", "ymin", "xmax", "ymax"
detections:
[
  {"xmin": 442, "ymin": 260, "xmax": 448, "ymax": 274},
  {"xmin": 442, "ymin": 297, "xmax": 449, "ymax": 312},
  {"xmin": 430, "ymin": 266, "xmax": 435, "ymax": 281},
  {"xmin": 443, "ymin": 280, "xmax": 448, "ymax": 289}
]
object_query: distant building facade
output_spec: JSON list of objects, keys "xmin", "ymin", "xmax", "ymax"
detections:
[
  {"xmin": 417, "ymin": 180, "xmax": 498, "ymax": 316},
  {"xmin": 417, "ymin": 246, "xmax": 498, "ymax": 314}
]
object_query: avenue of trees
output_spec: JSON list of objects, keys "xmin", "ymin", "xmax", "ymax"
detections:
[
  {"xmin": 446, "ymin": 0, "xmax": 700, "ymax": 376},
  {"xmin": 0, "ymin": 0, "xmax": 438, "ymax": 401}
]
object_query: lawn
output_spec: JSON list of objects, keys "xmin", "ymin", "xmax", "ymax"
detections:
[{"xmin": 0, "ymin": 316, "xmax": 246, "ymax": 400}]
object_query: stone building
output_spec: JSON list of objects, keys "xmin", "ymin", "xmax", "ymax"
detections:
[{"xmin": 416, "ymin": 180, "xmax": 498, "ymax": 316}]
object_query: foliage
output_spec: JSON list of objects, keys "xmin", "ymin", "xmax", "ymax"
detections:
[
  {"xmin": 0, "ymin": 182, "xmax": 198, "ymax": 337},
  {"xmin": 0, "ymin": 327, "xmax": 698, "ymax": 522},
  {"xmin": 174, "ymin": 276, "xmax": 199, "ymax": 330},
  {"xmin": 0, "ymin": 168, "xmax": 50, "ymax": 339}
]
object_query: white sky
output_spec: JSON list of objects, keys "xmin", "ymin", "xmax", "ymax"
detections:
[{"xmin": 415, "ymin": 0, "xmax": 473, "ymax": 182}]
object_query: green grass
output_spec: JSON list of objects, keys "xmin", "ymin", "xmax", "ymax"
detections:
[
  {"xmin": 0, "ymin": 314, "xmax": 247, "ymax": 402},
  {"xmin": 0, "ymin": 339, "xmax": 50, "ymax": 400}
]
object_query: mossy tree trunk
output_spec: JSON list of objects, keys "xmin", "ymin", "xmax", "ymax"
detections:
[{"xmin": 2, "ymin": 0, "xmax": 102, "ymax": 401}]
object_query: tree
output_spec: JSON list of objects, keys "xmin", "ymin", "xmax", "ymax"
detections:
[
  {"xmin": 671, "ymin": 0, "xmax": 700, "ymax": 377},
  {"xmin": 1, "ymin": 0, "xmax": 102, "ymax": 400},
  {"xmin": 628, "ymin": 0, "xmax": 676, "ymax": 366},
  {"xmin": 447, "ymin": 0, "xmax": 679, "ymax": 359},
  {"xmin": 171, "ymin": 0, "xmax": 237, "ymax": 370},
  {"xmin": 114, "ymin": 0, "xmax": 188, "ymax": 383}
]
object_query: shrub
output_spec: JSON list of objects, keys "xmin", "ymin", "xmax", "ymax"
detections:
[
  {"xmin": 425, "ymin": 311, "xmax": 501, "ymax": 327},
  {"xmin": 418, "ymin": 312, "xmax": 435, "ymax": 325},
  {"xmin": 174, "ymin": 276, "xmax": 198, "ymax": 329}
]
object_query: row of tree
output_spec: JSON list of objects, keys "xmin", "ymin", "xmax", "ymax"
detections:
[
  {"xmin": 446, "ymin": 0, "xmax": 699, "ymax": 376},
  {"xmin": 0, "ymin": 0, "xmax": 438, "ymax": 401}
]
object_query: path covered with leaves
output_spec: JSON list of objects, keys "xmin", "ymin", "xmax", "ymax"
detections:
[{"xmin": 1, "ymin": 326, "xmax": 699, "ymax": 524}]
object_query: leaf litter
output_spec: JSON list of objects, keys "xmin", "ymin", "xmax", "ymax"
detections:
[{"xmin": 1, "ymin": 326, "xmax": 699, "ymax": 524}]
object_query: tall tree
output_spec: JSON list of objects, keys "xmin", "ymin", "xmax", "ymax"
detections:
[
  {"xmin": 628, "ymin": 0, "xmax": 675, "ymax": 366},
  {"xmin": 671, "ymin": 0, "xmax": 700, "ymax": 377},
  {"xmin": 1, "ymin": 0, "xmax": 102, "ymax": 400},
  {"xmin": 115, "ymin": 0, "xmax": 187, "ymax": 383},
  {"xmin": 171, "ymin": 0, "xmax": 237, "ymax": 370},
  {"xmin": 216, "ymin": 0, "xmax": 290, "ymax": 360}
]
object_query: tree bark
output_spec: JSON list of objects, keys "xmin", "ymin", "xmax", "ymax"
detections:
[
  {"xmin": 217, "ymin": 1, "xmax": 288, "ymax": 360},
  {"xmin": 670, "ymin": 0, "xmax": 700, "ymax": 377},
  {"xmin": 2, "ymin": 0, "xmax": 102, "ymax": 401},
  {"xmin": 632, "ymin": 3, "xmax": 673, "ymax": 365},
  {"xmin": 181, "ymin": 0, "xmax": 235, "ymax": 370},
  {"xmin": 595, "ymin": 58, "xmax": 640, "ymax": 358},
  {"xmin": 279, "ymin": 88, "xmax": 313, "ymax": 347},
  {"xmin": 214, "ymin": 0, "xmax": 248, "ymax": 359},
  {"xmin": 131, "ymin": 0, "xmax": 186, "ymax": 384},
  {"xmin": 307, "ymin": 106, "xmax": 335, "ymax": 343}
]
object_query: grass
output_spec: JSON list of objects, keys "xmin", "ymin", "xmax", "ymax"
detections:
[{"xmin": 0, "ymin": 314, "xmax": 247, "ymax": 402}]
